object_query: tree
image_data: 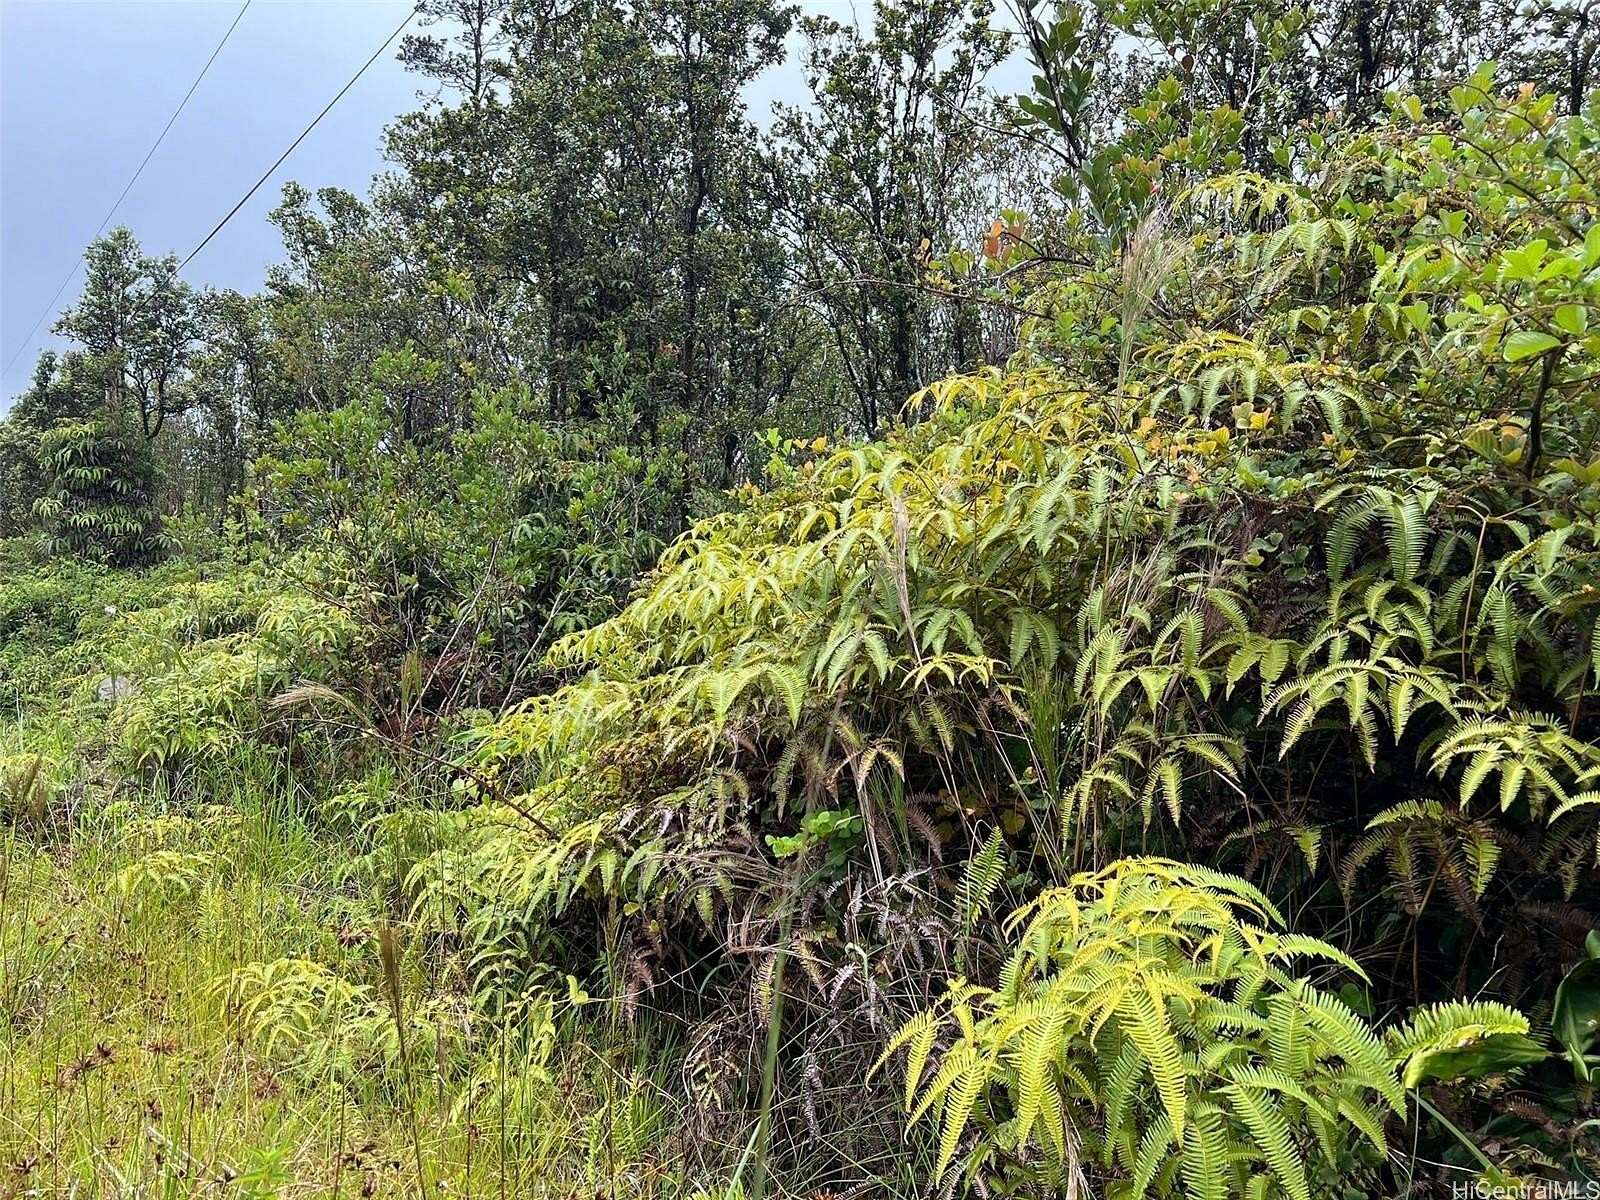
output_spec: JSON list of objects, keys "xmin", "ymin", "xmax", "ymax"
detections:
[
  {"xmin": 387, "ymin": 0, "xmax": 820, "ymax": 514},
  {"xmin": 0, "ymin": 351, "xmax": 111, "ymax": 538},
  {"xmin": 768, "ymin": 0, "xmax": 1014, "ymax": 434},
  {"xmin": 53, "ymin": 228, "xmax": 200, "ymax": 440},
  {"xmin": 1010, "ymin": 0, "xmax": 1600, "ymax": 243},
  {"xmin": 193, "ymin": 289, "xmax": 285, "ymax": 507},
  {"xmin": 32, "ymin": 406, "xmax": 165, "ymax": 565},
  {"xmin": 399, "ymin": 0, "xmax": 514, "ymax": 101},
  {"xmin": 263, "ymin": 184, "xmax": 472, "ymax": 435}
]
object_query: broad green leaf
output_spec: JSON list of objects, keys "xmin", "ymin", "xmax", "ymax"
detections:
[{"xmin": 1503, "ymin": 330, "xmax": 1560, "ymax": 361}]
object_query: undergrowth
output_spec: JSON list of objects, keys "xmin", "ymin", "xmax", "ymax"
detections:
[
  {"xmin": 8, "ymin": 67, "xmax": 1600, "ymax": 1200},
  {"xmin": 0, "ymin": 575, "xmax": 702, "ymax": 1197},
  {"xmin": 0, "ymin": 729, "xmax": 698, "ymax": 1199}
]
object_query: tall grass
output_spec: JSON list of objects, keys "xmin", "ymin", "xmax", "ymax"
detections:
[{"xmin": 0, "ymin": 744, "xmax": 692, "ymax": 1198}]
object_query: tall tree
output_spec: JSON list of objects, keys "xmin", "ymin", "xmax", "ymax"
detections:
[
  {"xmin": 388, "ymin": 0, "xmax": 816, "ymax": 504},
  {"xmin": 1010, "ymin": 0, "xmax": 1600, "ymax": 242},
  {"xmin": 0, "ymin": 352, "xmax": 97, "ymax": 536},
  {"xmin": 53, "ymin": 228, "xmax": 200, "ymax": 440},
  {"xmin": 768, "ymin": 0, "xmax": 1012, "ymax": 434}
]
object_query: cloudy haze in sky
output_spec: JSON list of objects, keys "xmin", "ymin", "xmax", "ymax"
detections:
[{"xmin": 2, "ymin": 1, "xmax": 431, "ymax": 403}]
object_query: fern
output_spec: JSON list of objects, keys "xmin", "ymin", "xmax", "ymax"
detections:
[
  {"xmin": 960, "ymin": 828, "xmax": 1008, "ymax": 932},
  {"xmin": 888, "ymin": 860, "xmax": 1403, "ymax": 1195}
]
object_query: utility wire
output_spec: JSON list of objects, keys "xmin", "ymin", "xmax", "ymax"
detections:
[
  {"xmin": 1, "ymin": 0, "xmax": 252, "ymax": 382},
  {"xmin": 177, "ymin": 3, "xmax": 417, "ymax": 274},
  {"xmin": 5, "ymin": 2, "xmax": 415, "ymax": 392}
]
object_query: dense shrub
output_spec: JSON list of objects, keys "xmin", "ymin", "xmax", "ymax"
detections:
[
  {"xmin": 403, "ymin": 76, "xmax": 1600, "ymax": 1192},
  {"xmin": 0, "ymin": 538, "xmax": 199, "ymax": 714},
  {"xmin": 250, "ymin": 376, "xmax": 680, "ymax": 707},
  {"xmin": 32, "ymin": 409, "xmax": 167, "ymax": 566}
]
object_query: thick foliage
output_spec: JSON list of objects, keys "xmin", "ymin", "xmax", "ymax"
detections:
[
  {"xmin": 414, "ymin": 77, "xmax": 1600, "ymax": 1190},
  {"xmin": 31, "ymin": 411, "xmax": 166, "ymax": 566},
  {"xmin": 879, "ymin": 859, "xmax": 1533, "ymax": 1197},
  {"xmin": 0, "ymin": 547, "xmax": 356, "ymax": 775},
  {"xmin": 10, "ymin": 15, "xmax": 1600, "ymax": 1193},
  {"xmin": 101, "ymin": 577, "xmax": 356, "ymax": 768}
]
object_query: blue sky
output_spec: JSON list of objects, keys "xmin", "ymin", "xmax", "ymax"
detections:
[
  {"xmin": 2, "ymin": 0, "xmax": 420, "ymax": 404},
  {"xmin": 1, "ymin": 0, "xmax": 1024, "ymax": 410}
]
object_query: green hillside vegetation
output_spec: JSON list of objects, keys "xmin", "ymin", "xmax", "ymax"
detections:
[{"xmin": 4, "ymin": 1, "xmax": 1600, "ymax": 1196}]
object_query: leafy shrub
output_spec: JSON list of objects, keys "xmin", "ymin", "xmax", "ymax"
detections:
[
  {"xmin": 32, "ymin": 410, "xmax": 167, "ymax": 566},
  {"xmin": 420, "ymin": 77, "xmax": 1600, "ymax": 1187},
  {"xmin": 0, "ymin": 543, "xmax": 193, "ymax": 713},
  {"xmin": 250, "ymin": 379, "xmax": 670, "ymax": 697},
  {"xmin": 113, "ymin": 848, "xmax": 217, "ymax": 910},
  {"xmin": 92, "ymin": 577, "xmax": 357, "ymax": 768},
  {"xmin": 213, "ymin": 954, "xmax": 478, "ymax": 1085}
]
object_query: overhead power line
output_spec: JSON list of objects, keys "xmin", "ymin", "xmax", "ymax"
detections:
[
  {"xmin": 4, "ymin": 2, "xmax": 416, "ymax": 394},
  {"xmin": 1, "ymin": 0, "xmax": 253, "ymax": 381},
  {"xmin": 177, "ymin": 3, "xmax": 416, "ymax": 274}
]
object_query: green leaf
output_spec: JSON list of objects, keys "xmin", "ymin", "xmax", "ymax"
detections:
[
  {"xmin": 1401, "ymin": 1034, "xmax": 1547, "ymax": 1086},
  {"xmin": 1502, "ymin": 239, "xmax": 1549, "ymax": 280},
  {"xmin": 1555, "ymin": 958, "xmax": 1600, "ymax": 1079},
  {"xmin": 1556, "ymin": 304, "xmax": 1589, "ymax": 336},
  {"xmin": 1503, "ymin": 330, "xmax": 1560, "ymax": 361}
]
